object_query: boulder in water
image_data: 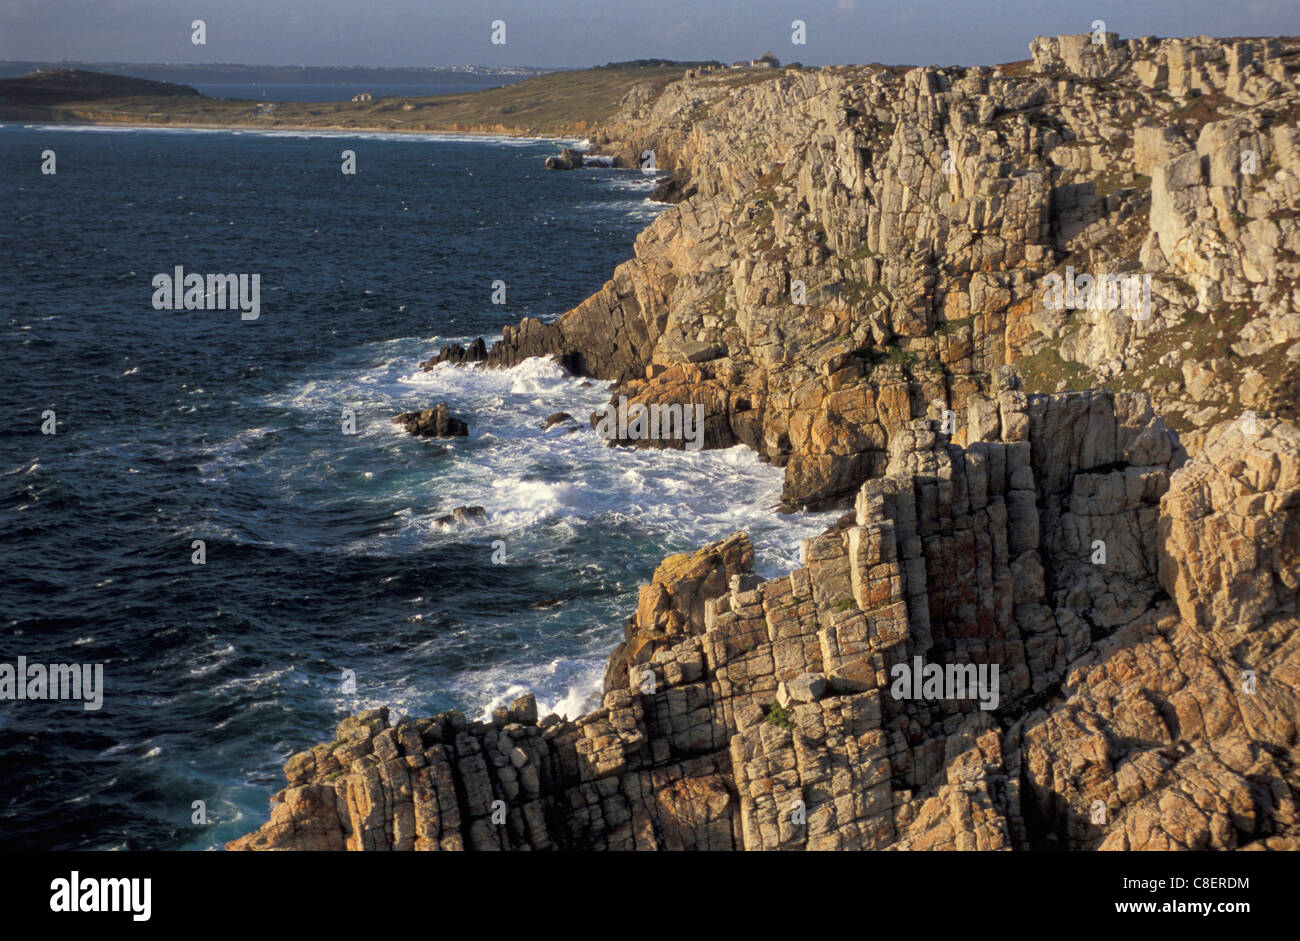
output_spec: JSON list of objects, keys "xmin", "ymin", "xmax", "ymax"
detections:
[
  {"xmin": 544, "ymin": 148, "xmax": 585, "ymax": 170},
  {"xmin": 423, "ymin": 336, "xmax": 487, "ymax": 370},
  {"xmin": 433, "ymin": 505, "xmax": 487, "ymax": 529},
  {"xmin": 394, "ymin": 403, "xmax": 468, "ymax": 437}
]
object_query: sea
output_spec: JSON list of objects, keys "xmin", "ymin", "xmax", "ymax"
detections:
[{"xmin": 0, "ymin": 122, "xmax": 835, "ymax": 850}]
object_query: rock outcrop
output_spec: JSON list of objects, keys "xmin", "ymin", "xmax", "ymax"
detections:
[
  {"xmin": 231, "ymin": 33, "xmax": 1300, "ymax": 852},
  {"xmin": 425, "ymin": 32, "xmax": 1300, "ymax": 508},
  {"xmin": 394, "ymin": 403, "xmax": 469, "ymax": 437},
  {"xmin": 229, "ymin": 394, "xmax": 1300, "ymax": 851},
  {"xmin": 542, "ymin": 411, "xmax": 576, "ymax": 430},
  {"xmin": 545, "ymin": 147, "xmax": 586, "ymax": 170},
  {"xmin": 434, "ymin": 505, "xmax": 487, "ymax": 529}
]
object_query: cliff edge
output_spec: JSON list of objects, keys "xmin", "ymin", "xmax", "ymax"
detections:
[
  {"xmin": 230, "ymin": 33, "xmax": 1300, "ymax": 851},
  {"xmin": 229, "ymin": 394, "xmax": 1299, "ymax": 850},
  {"xmin": 435, "ymin": 32, "xmax": 1300, "ymax": 508}
]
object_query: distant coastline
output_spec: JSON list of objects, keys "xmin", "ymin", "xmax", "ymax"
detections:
[
  {"xmin": 0, "ymin": 61, "xmax": 554, "ymax": 83},
  {"xmin": 0, "ymin": 62, "xmax": 703, "ymax": 138}
]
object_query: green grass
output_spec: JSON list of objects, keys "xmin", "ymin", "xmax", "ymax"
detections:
[
  {"xmin": 936, "ymin": 315, "xmax": 974, "ymax": 335},
  {"xmin": 763, "ymin": 702, "xmax": 797, "ymax": 729},
  {"xmin": 842, "ymin": 279, "xmax": 890, "ymax": 307},
  {"xmin": 1016, "ymin": 340, "xmax": 1092, "ymax": 393},
  {"xmin": 0, "ymin": 64, "xmax": 694, "ymax": 137},
  {"xmin": 993, "ymin": 59, "xmax": 1035, "ymax": 77},
  {"xmin": 1167, "ymin": 91, "xmax": 1230, "ymax": 131},
  {"xmin": 863, "ymin": 345, "xmax": 918, "ymax": 368},
  {"xmin": 716, "ymin": 69, "xmax": 790, "ymax": 91}
]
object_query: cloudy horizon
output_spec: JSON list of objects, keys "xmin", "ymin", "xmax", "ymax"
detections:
[{"xmin": 2, "ymin": 0, "xmax": 1299, "ymax": 71}]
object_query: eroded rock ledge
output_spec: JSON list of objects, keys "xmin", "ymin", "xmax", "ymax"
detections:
[{"xmin": 228, "ymin": 394, "xmax": 1300, "ymax": 850}]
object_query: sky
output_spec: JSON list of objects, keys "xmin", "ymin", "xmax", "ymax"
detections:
[{"xmin": 2, "ymin": 0, "xmax": 1298, "ymax": 69}]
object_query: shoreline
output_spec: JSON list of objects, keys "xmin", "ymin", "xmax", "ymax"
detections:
[
  {"xmin": 227, "ymin": 31, "xmax": 1300, "ymax": 852},
  {"xmin": 0, "ymin": 62, "xmax": 698, "ymax": 144},
  {"xmin": 6, "ymin": 116, "xmax": 584, "ymax": 144}
]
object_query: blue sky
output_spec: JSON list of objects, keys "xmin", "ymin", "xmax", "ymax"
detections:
[{"xmin": 3, "ymin": 0, "xmax": 1298, "ymax": 69}]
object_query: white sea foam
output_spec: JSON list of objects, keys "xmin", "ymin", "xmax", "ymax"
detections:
[
  {"xmin": 228, "ymin": 344, "xmax": 837, "ymax": 722},
  {"xmin": 26, "ymin": 123, "xmax": 578, "ymax": 147},
  {"xmin": 253, "ymin": 350, "xmax": 834, "ymax": 567},
  {"xmin": 268, "ymin": 350, "xmax": 826, "ymax": 553},
  {"xmin": 468, "ymin": 655, "xmax": 607, "ymax": 723}
]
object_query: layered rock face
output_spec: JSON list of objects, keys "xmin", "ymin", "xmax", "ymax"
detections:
[
  {"xmin": 228, "ymin": 394, "xmax": 1300, "ymax": 851},
  {"xmin": 229, "ymin": 34, "xmax": 1300, "ymax": 852},
  {"xmin": 430, "ymin": 33, "xmax": 1300, "ymax": 508}
]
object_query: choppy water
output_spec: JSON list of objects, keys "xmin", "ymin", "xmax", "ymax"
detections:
[{"xmin": 0, "ymin": 123, "xmax": 834, "ymax": 850}]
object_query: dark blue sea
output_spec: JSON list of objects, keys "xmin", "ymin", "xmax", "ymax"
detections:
[{"xmin": 0, "ymin": 122, "xmax": 832, "ymax": 850}]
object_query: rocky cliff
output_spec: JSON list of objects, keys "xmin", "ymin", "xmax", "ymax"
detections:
[
  {"xmin": 433, "ymin": 32, "xmax": 1300, "ymax": 508},
  {"xmin": 231, "ymin": 34, "xmax": 1300, "ymax": 851}
]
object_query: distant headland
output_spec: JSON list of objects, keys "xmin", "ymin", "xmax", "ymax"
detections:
[{"xmin": 0, "ymin": 60, "xmax": 751, "ymax": 137}]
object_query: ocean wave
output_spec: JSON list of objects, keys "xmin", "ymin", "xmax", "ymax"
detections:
[
  {"xmin": 210, "ymin": 348, "xmax": 836, "ymax": 568},
  {"xmin": 468, "ymin": 655, "xmax": 607, "ymax": 723}
]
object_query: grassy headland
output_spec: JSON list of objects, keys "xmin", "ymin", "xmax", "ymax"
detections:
[{"xmin": 0, "ymin": 63, "xmax": 704, "ymax": 138}]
